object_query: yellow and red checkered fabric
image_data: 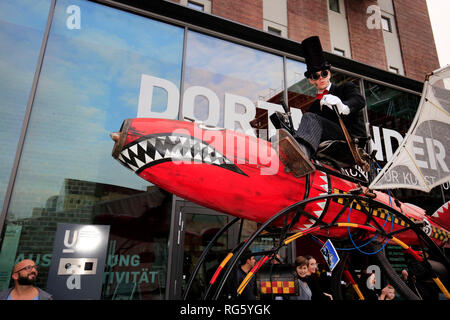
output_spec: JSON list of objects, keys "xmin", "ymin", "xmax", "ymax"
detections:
[{"xmin": 261, "ymin": 281, "xmax": 295, "ymax": 294}]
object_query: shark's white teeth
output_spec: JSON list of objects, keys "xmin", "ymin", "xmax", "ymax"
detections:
[
  {"xmin": 154, "ymin": 151, "xmax": 163, "ymax": 161},
  {"xmin": 120, "ymin": 134, "xmax": 230, "ymax": 172},
  {"xmin": 121, "ymin": 149, "xmax": 130, "ymax": 161},
  {"xmin": 194, "ymin": 152, "xmax": 202, "ymax": 161},
  {"xmin": 129, "ymin": 144, "xmax": 138, "ymax": 156},
  {"xmin": 317, "ymin": 201, "xmax": 326, "ymax": 210},
  {"xmin": 139, "ymin": 141, "xmax": 147, "ymax": 152},
  {"xmin": 134, "ymin": 157, "xmax": 146, "ymax": 168}
]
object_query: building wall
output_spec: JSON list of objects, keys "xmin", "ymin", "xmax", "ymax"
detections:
[
  {"xmin": 263, "ymin": 0, "xmax": 288, "ymax": 37},
  {"xmin": 287, "ymin": 0, "xmax": 331, "ymax": 50},
  {"xmin": 379, "ymin": 0, "xmax": 405, "ymax": 75},
  {"xmin": 172, "ymin": 0, "xmax": 439, "ymax": 80},
  {"xmin": 328, "ymin": 0, "xmax": 352, "ymax": 58},
  {"xmin": 393, "ymin": 0, "xmax": 440, "ymax": 81},
  {"xmin": 345, "ymin": 0, "xmax": 388, "ymax": 70},
  {"xmin": 211, "ymin": 0, "xmax": 263, "ymax": 29}
]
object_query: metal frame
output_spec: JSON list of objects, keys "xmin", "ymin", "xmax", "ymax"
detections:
[
  {"xmin": 0, "ymin": 0, "xmax": 57, "ymax": 241},
  {"xmin": 210, "ymin": 193, "xmax": 450, "ymax": 300}
]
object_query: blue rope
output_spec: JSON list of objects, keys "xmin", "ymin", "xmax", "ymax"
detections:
[
  {"xmin": 346, "ymin": 205, "xmax": 393, "ymax": 255},
  {"xmin": 311, "ymin": 161, "xmax": 395, "ymax": 255}
]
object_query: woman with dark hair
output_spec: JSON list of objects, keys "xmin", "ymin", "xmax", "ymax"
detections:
[
  {"xmin": 305, "ymin": 255, "xmax": 333, "ymax": 300},
  {"xmin": 290, "ymin": 256, "xmax": 312, "ymax": 300}
]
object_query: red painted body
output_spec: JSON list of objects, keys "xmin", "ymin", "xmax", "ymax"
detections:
[{"xmin": 112, "ymin": 118, "xmax": 449, "ymax": 248}]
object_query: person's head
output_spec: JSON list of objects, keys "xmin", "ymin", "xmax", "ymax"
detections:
[
  {"xmin": 294, "ymin": 256, "xmax": 309, "ymax": 278},
  {"xmin": 401, "ymin": 269, "xmax": 408, "ymax": 281},
  {"xmin": 384, "ymin": 285, "xmax": 396, "ymax": 300},
  {"xmin": 302, "ymin": 36, "xmax": 331, "ymax": 91},
  {"xmin": 305, "ymin": 255, "xmax": 318, "ymax": 276},
  {"xmin": 12, "ymin": 259, "xmax": 38, "ymax": 286},
  {"xmin": 367, "ymin": 272, "xmax": 376, "ymax": 290},
  {"xmin": 240, "ymin": 250, "xmax": 256, "ymax": 270},
  {"xmin": 307, "ymin": 68, "xmax": 331, "ymax": 91}
]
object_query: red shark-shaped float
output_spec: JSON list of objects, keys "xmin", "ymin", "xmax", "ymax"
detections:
[{"xmin": 111, "ymin": 117, "xmax": 450, "ymax": 299}]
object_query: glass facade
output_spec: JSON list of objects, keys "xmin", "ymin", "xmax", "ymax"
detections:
[
  {"xmin": 0, "ymin": 0, "xmax": 52, "ymax": 212},
  {"xmin": 0, "ymin": 0, "xmax": 447, "ymax": 300},
  {"xmin": 183, "ymin": 30, "xmax": 284, "ymax": 139},
  {"xmin": 0, "ymin": 0, "xmax": 184, "ymax": 299}
]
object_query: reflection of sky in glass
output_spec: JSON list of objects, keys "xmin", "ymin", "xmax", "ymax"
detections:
[
  {"xmin": 184, "ymin": 31, "xmax": 284, "ymax": 126},
  {"xmin": 0, "ymin": 0, "xmax": 51, "ymax": 212},
  {"xmin": 7, "ymin": 0, "xmax": 184, "ymax": 218},
  {"xmin": 286, "ymin": 58, "xmax": 314, "ymax": 96}
]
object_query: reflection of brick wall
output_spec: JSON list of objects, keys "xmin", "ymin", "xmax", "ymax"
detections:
[
  {"xmin": 393, "ymin": 0, "xmax": 439, "ymax": 81},
  {"xmin": 345, "ymin": 0, "xmax": 387, "ymax": 70},
  {"xmin": 287, "ymin": 0, "xmax": 330, "ymax": 50},
  {"xmin": 212, "ymin": 0, "xmax": 263, "ymax": 29}
]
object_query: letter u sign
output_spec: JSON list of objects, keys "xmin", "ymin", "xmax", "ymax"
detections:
[{"xmin": 63, "ymin": 230, "xmax": 78, "ymax": 253}]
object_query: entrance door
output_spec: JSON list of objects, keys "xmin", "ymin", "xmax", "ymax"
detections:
[
  {"xmin": 167, "ymin": 198, "xmax": 239, "ymax": 299},
  {"xmin": 166, "ymin": 198, "xmax": 296, "ymax": 300}
]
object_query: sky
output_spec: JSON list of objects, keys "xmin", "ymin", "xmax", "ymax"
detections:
[{"xmin": 426, "ymin": 0, "xmax": 450, "ymax": 68}]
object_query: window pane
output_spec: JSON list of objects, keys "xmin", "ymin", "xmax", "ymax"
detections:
[
  {"xmin": 184, "ymin": 31, "xmax": 284, "ymax": 139},
  {"xmin": 267, "ymin": 26, "xmax": 281, "ymax": 36},
  {"xmin": 285, "ymin": 58, "xmax": 315, "ymax": 114},
  {"xmin": 382, "ymin": 16, "xmax": 391, "ymax": 32},
  {"xmin": 329, "ymin": 0, "xmax": 340, "ymax": 13},
  {"xmin": 0, "ymin": 0, "xmax": 51, "ymax": 212},
  {"xmin": 2, "ymin": 0, "xmax": 184, "ymax": 299},
  {"xmin": 333, "ymin": 48, "xmax": 345, "ymax": 56},
  {"xmin": 188, "ymin": 1, "xmax": 204, "ymax": 11},
  {"xmin": 389, "ymin": 66, "xmax": 399, "ymax": 74}
]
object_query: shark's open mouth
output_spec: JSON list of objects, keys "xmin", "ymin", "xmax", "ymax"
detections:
[{"xmin": 117, "ymin": 133, "xmax": 247, "ymax": 176}]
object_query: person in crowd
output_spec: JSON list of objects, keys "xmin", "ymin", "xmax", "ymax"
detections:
[
  {"xmin": 305, "ymin": 255, "xmax": 333, "ymax": 300},
  {"xmin": 290, "ymin": 256, "xmax": 312, "ymax": 300},
  {"xmin": 235, "ymin": 250, "xmax": 257, "ymax": 300},
  {"xmin": 358, "ymin": 270, "xmax": 380, "ymax": 300},
  {"xmin": 379, "ymin": 284, "xmax": 396, "ymax": 300},
  {"xmin": 0, "ymin": 259, "xmax": 52, "ymax": 300}
]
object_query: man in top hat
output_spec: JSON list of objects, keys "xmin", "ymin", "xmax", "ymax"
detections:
[{"xmin": 292, "ymin": 36, "xmax": 368, "ymax": 173}]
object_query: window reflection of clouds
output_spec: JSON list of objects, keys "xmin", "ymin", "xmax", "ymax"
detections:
[
  {"xmin": 7, "ymin": 0, "xmax": 184, "ymax": 218},
  {"xmin": 184, "ymin": 31, "xmax": 283, "ymax": 126},
  {"xmin": 0, "ymin": 0, "xmax": 51, "ymax": 212},
  {"xmin": 286, "ymin": 58, "xmax": 315, "ymax": 97}
]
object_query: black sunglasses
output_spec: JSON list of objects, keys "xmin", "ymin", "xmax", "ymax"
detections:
[{"xmin": 310, "ymin": 70, "xmax": 329, "ymax": 81}]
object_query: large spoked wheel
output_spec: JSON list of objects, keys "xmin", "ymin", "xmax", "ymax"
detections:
[{"xmin": 209, "ymin": 193, "xmax": 449, "ymax": 300}]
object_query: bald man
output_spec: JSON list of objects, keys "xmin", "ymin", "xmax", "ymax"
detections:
[{"xmin": 0, "ymin": 259, "xmax": 52, "ymax": 300}]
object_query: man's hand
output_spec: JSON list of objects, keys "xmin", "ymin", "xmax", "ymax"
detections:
[{"xmin": 320, "ymin": 94, "xmax": 350, "ymax": 115}]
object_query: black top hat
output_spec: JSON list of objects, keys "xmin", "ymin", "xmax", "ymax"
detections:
[{"xmin": 302, "ymin": 36, "xmax": 331, "ymax": 78}]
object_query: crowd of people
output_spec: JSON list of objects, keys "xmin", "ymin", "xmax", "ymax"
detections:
[
  {"xmin": 1, "ymin": 255, "xmax": 446, "ymax": 301},
  {"xmin": 228, "ymin": 249, "xmax": 445, "ymax": 301}
]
